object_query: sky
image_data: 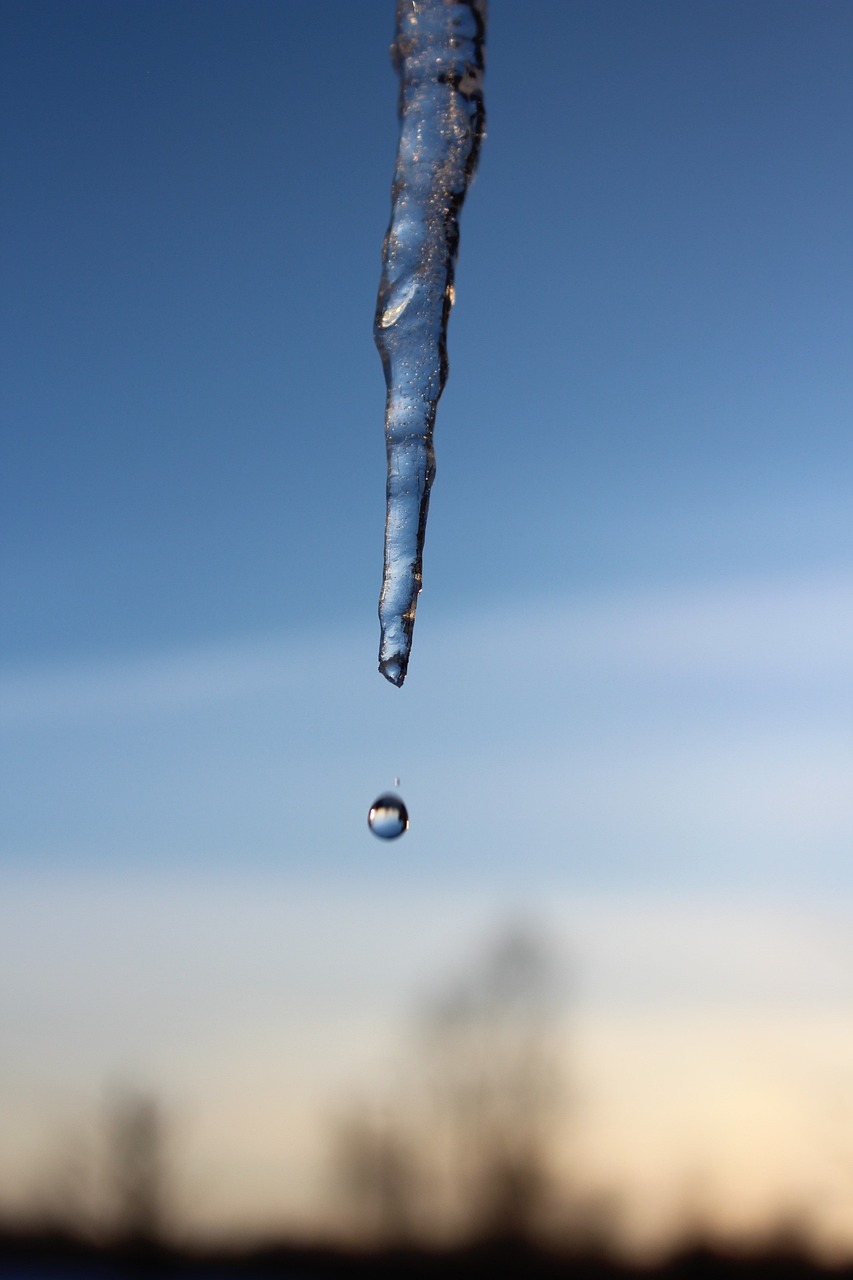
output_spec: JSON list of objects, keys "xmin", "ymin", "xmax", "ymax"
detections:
[{"xmin": 1, "ymin": 0, "xmax": 852, "ymax": 1253}]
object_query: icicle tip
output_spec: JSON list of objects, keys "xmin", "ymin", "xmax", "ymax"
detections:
[{"xmin": 378, "ymin": 653, "xmax": 407, "ymax": 687}]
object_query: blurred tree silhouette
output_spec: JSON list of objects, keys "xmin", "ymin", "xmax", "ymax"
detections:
[
  {"xmin": 334, "ymin": 1106, "xmax": 424, "ymax": 1244},
  {"xmin": 421, "ymin": 925, "xmax": 566, "ymax": 1243},
  {"xmin": 104, "ymin": 1088, "xmax": 167, "ymax": 1247},
  {"xmin": 334, "ymin": 923, "xmax": 572, "ymax": 1246},
  {"xmin": 34, "ymin": 1123, "xmax": 98, "ymax": 1240}
]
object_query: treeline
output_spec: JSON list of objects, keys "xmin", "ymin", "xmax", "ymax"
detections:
[{"xmin": 0, "ymin": 1225, "xmax": 849, "ymax": 1280}]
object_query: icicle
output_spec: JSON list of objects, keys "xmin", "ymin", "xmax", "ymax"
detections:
[{"xmin": 375, "ymin": 0, "xmax": 486, "ymax": 686}]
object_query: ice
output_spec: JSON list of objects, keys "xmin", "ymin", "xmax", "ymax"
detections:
[{"xmin": 375, "ymin": 0, "xmax": 487, "ymax": 686}]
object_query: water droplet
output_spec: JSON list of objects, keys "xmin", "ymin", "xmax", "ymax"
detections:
[
  {"xmin": 393, "ymin": 776, "xmax": 400, "ymax": 788},
  {"xmin": 368, "ymin": 792, "xmax": 409, "ymax": 840}
]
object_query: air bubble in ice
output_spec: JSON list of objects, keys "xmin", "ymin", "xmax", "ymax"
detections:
[{"xmin": 368, "ymin": 792, "xmax": 409, "ymax": 840}]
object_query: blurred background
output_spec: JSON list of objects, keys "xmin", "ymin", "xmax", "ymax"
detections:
[{"xmin": 1, "ymin": 0, "xmax": 852, "ymax": 1264}]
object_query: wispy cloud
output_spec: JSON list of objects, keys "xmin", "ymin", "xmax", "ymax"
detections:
[
  {"xmin": 2, "ymin": 570, "xmax": 850, "ymax": 726},
  {"xmin": 1, "ymin": 570, "xmax": 850, "ymax": 885}
]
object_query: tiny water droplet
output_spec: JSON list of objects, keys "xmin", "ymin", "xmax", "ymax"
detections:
[
  {"xmin": 393, "ymin": 776, "xmax": 400, "ymax": 788},
  {"xmin": 368, "ymin": 792, "xmax": 409, "ymax": 840}
]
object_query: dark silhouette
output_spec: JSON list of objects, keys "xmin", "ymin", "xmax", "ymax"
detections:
[
  {"xmin": 334, "ymin": 1108, "xmax": 424, "ymax": 1244},
  {"xmin": 419, "ymin": 925, "xmax": 566, "ymax": 1243},
  {"xmin": 333, "ymin": 923, "xmax": 573, "ymax": 1247},
  {"xmin": 0, "ymin": 1219, "xmax": 844, "ymax": 1280},
  {"xmin": 105, "ymin": 1088, "xmax": 168, "ymax": 1248}
]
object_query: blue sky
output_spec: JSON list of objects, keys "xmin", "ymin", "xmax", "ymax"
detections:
[
  {"xmin": 3, "ymin": 0, "xmax": 850, "ymax": 668},
  {"xmin": 1, "ymin": 0, "xmax": 852, "ymax": 1247},
  {"xmin": 1, "ymin": 0, "xmax": 850, "ymax": 884}
]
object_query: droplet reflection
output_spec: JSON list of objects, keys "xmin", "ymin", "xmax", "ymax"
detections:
[{"xmin": 368, "ymin": 792, "xmax": 409, "ymax": 840}]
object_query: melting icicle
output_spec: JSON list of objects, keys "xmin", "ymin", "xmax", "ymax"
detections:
[{"xmin": 375, "ymin": 0, "xmax": 487, "ymax": 686}]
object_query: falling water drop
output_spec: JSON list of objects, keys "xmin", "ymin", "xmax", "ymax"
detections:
[{"xmin": 368, "ymin": 792, "xmax": 409, "ymax": 840}]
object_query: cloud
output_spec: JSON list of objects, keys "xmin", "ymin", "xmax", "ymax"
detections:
[
  {"xmin": 2, "ymin": 570, "xmax": 850, "ymax": 890},
  {"xmin": 2, "ymin": 569, "xmax": 850, "ymax": 727}
]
